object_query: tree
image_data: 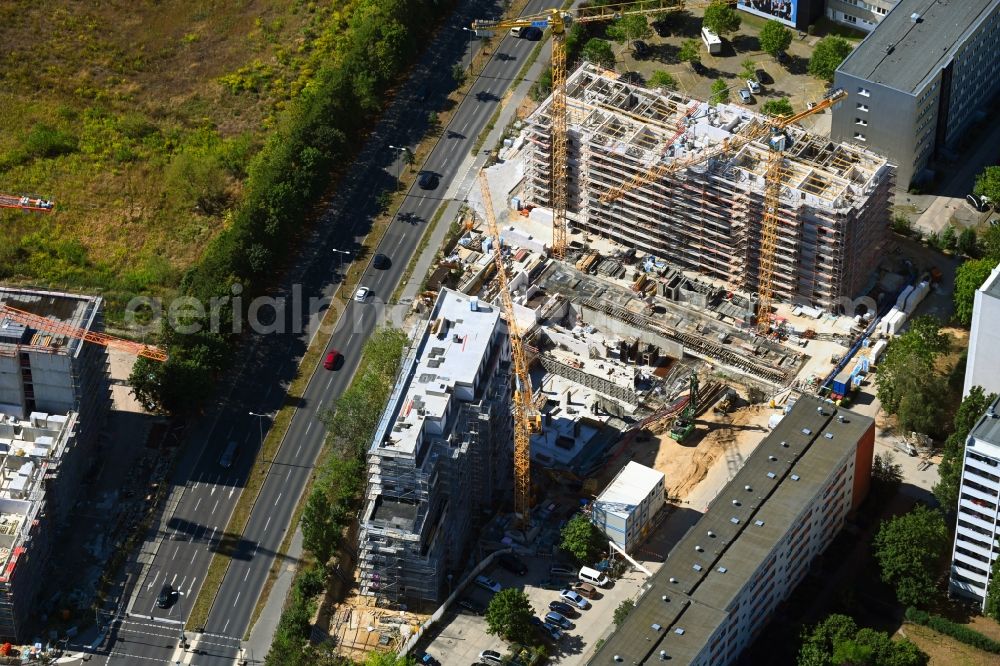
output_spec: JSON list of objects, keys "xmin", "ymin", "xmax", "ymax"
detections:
[
  {"xmin": 799, "ymin": 614, "xmax": 928, "ymax": 666},
  {"xmin": 739, "ymin": 58, "xmax": 757, "ymax": 81},
  {"xmin": 941, "ymin": 225, "xmax": 957, "ymax": 252},
  {"xmin": 934, "ymin": 386, "xmax": 996, "ymax": 512},
  {"xmin": 364, "ymin": 652, "xmax": 414, "ymax": 666},
  {"xmin": 606, "ymin": 14, "xmax": 650, "ymax": 43},
  {"xmin": 613, "ymin": 599, "xmax": 635, "ymax": 626},
  {"xmin": 974, "ymin": 165, "xmax": 1000, "ymax": 204},
  {"xmin": 560, "ymin": 514, "xmax": 604, "ymax": 564},
  {"xmin": 581, "ymin": 38, "xmax": 616, "ymax": 69},
  {"xmin": 702, "ymin": 0, "xmax": 741, "ymax": 35},
  {"xmin": 678, "ymin": 39, "xmax": 701, "ymax": 66},
  {"xmin": 986, "ymin": 554, "xmax": 1000, "ymax": 621},
  {"xmin": 301, "ymin": 488, "xmax": 341, "ymax": 566},
  {"xmin": 873, "ymin": 505, "xmax": 948, "ymax": 607},
  {"xmin": 485, "ymin": 588, "xmax": 534, "ymax": 644},
  {"xmin": 957, "ymin": 227, "xmax": 978, "ymax": 258},
  {"xmin": 871, "ymin": 452, "xmax": 903, "ymax": 492},
  {"xmin": 761, "ymin": 98, "xmax": 793, "ymax": 116},
  {"xmin": 809, "ymin": 36, "xmax": 853, "ymax": 81},
  {"xmin": 875, "ymin": 315, "xmax": 949, "ymax": 415},
  {"xmin": 710, "ymin": 78, "xmax": 729, "ymax": 105},
  {"xmin": 648, "ymin": 70, "xmax": 678, "ymax": 90},
  {"xmin": 954, "ymin": 258, "xmax": 999, "ymax": 326},
  {"xmin": 759, "ymin": 19, "xmax": 793, "ymax": 58}
]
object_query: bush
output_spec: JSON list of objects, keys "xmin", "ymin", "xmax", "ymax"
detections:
[
  {"xmin": 905, "ymin": 607, "xmax": 1000, "ymax": 654},
  {"xmin": 891, "ymin": 214, "xmax": 913, "ymax": 235}
]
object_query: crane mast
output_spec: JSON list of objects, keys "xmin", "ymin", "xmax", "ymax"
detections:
[{"xmin": 478, "ymin": 172, "xmax": 535, "ymax": 528}]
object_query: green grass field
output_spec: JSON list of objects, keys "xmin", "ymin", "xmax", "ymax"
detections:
[{"xmin": 0, "ymin": 1, "xmax": 350, "ymax": 315}]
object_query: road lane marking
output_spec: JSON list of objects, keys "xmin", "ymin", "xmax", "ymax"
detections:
[
  {"xmin": 327, "ymin": 376, "xmax": 334, "ymax": 390},
  {"xmin": 274, "ymin": 493, "xmax": 282, "ymax": 506},
  {"xmin": 193, "ymin": 498, "xmax": 202, "ymax": 512},
  {"xmin": 211, "ymin": 499, "xmax": 219, "ymax": 514},
  {"xmin": 190, "ymin": 552, "xmax": 197, "ymax": 564},
  {"xmin": 172, "ymin": 546, "xmax": 178, "ymax": 560},
  {"xmin": 264, "ymin": 516, "xmax": 271, "ymax": 533},
  {"xmin": 233, "ymin": 591, "xmax": 241, "ymax": 607},
  {"xmin": 286, "ymin": 469, "xmax": 292, "ymax": 481},
  {"xmin": 171, "ymin": 573, "xmax": 177, "ymax": 585},
  {"xmin": 244, "ymin": 568, "xmax": 251, "ymax": 582},
  {"xmin": 229, "ymin": 486, "xmax": 235, "ymax": 499},
  {"xmin": 223, "ymin": 619, "xmax": 230, "ymax": 634},
  {"xmin": 306, "ymin": 422, "xmax": 312, "ymax": 435},
  {"xmin": 296, "ymin": 444, "xmax": 302, "ymax": 456}
]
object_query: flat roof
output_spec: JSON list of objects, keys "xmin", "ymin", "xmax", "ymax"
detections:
[
  {"xmin": 837, "ymin": 0, "xmax": 999, "ymax": 94},
  {"xmin": 0, "ymin": 287, "xmax": 102, "ymax": 358},
  {"xmin": 969, "ymin": 395, "xmax": 1000, "ymax": 459},
  {"xmin": 374, "ymin": 289, "xmax": 500, "ymax": 457},
  {"xmin": 596, "ymin": 462, "xmax": 664, "ymax": 519},
  {"xmin": 590, "ymin": 396, "xmax": 873, "ymax": 665},
  {"xmin": 981, "ymin": 263, "xmax": 1000, "ymax": 300}
]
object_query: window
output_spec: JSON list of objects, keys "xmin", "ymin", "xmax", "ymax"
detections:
[
  {"xmin": 858, "ymin": 87, "xmax": 871, "ymax": 97},
  {"xmin": 855, "ymin": 118, "xmax": 868, "ymax": 126},
  {"xmin": 857, "ymin": 103, "xmax": 869, "ymax": 112},
  {"xmin": 854, "ymin": 132, "xmax": 867, "ymax": 141},
  {"xmin": 844, "ymin": 14, "xmax": 857, "ymax": 24}
]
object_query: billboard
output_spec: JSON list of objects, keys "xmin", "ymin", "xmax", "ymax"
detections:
[{"xmin": 737, "ymin": 0, "xmax": 798, "ymax": 28}]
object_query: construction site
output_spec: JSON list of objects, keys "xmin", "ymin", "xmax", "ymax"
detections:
[{"xmin": 332, "ymin": 42, "xmax": 914, "ymax": 665}]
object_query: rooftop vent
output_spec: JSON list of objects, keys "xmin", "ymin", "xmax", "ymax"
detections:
[
  {"xmin": 781, "ymin": 441, "xmax": 788, "ymax": 447},
  {"xmin": 744, "ymin": 485, "xmax": 752, "ymax": 492},
  {"xmin": 791, "ymin": 474, "xmax": 801, "ymax": 481},
  {"xmin": 669, "ymin": 577, "xmax": 678, "ymax": 583},
  {"xmin": 730, "ymin": 517, "xmax": 740, "ymax": 524},
  {"xmin": 718, "ymin": 566, "xmax": 728, "ymax": 573},
  {"xmin": 910, "ymin": 12, "xmax": 921, "ymax": 23},
  {"xmin": 767, "ymin": 472, "xmax": 776, "ymax": 479},
  {"xmin": 769, "ymin": 455, "xmax": 777, "ymax": 461},
  {"xmin": 755, "ymin": 519, "xmax": 765, "ymax": 526},
  {"xmin": 802, "ymin": 428, "xmax": 812, "ymax": 435},
  {"xmin": 825, "ymin": 433, "xmax": 834, "ymax": 439},
  {"xmin": 707, "ymin": 530, "xmax": 716, "ymax": 538},
  {"xmin": 695, "ymin": 545, "xmax": 704, "ymax": 552},
  {"xmin": 693, "ymin": 564, "xmax": 703, "ymax": 571},
  {"xmin": 675, "ymin": 628, "xmax": 685, "ymax": 635},
  {"xmin": 652, "ymin": 623, "xmax": 662, "ymax": 631},
  {"xmin": 660, "ymin": 651, "xmax": 668, "ymax": 660},
  {"xmin": 662, "ymin": 595, "xmax": 669, "ymax": 602}
]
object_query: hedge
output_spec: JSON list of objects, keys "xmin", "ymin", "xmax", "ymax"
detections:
[{"xmin": 905, "ymin": 607, "xmax": 1000, "ymax": 654}]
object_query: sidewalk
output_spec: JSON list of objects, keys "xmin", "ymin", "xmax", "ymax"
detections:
[{"xmin": 241, "ymin": 30, "xmax": 551, "ymax": 666}]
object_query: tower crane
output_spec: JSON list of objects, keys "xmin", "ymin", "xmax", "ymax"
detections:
[
  {"xmin": 0, "ymin": 193, "xmax": 54, "ymax": 212},
  {"xmin": 478, "ymin": 171, "xmax": 537, "ymax": 528},
  {"xmin": 600, "ymin": 89, "xmax": 848, "ymax": 334},
  {"xmin": 472, "ymin": 0, "xmax": 725, "ymax": 260},
  {"xmin": 0, "ymin": 304, "xmax": 167, "ymax": 361}
]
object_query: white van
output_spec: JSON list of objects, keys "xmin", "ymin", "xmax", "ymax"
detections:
[
  {"xmin": 701, "ymin": 26, "xmax": 722, "ymax": 55},
  {"xmin": 510, "ymin": 26, "xmax": 523, "ymax": 38},
  {"xmin": 578, "ymin": 566, "xmax": 610, "ymax": 588}
]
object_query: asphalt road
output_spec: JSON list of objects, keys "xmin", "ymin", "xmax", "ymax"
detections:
[{"xmin": 102, "ymin": 1, "xmax": 558, "ymax": 664}]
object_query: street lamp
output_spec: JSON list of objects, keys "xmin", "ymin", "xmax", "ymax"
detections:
[
  {"xmin": 462, "ymin": 27, "xmax": 476, "ymax": 70},
  {"xmin": 248, "ymin": 411, "xmax": 270, "ymax": 451},
  {"xmin": 331, "ymin": 248, "xmax": 351, "ymax": 275},
  {"xmin": 388, "ymin": 144, "xmax": 408, "ymax": 190}
]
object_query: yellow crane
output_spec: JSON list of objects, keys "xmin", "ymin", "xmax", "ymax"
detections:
[
  {"xmin": 600, "ymin": 89, "xmax": 848, "ymax": 333},
  {"xmin": 472, "ymin": 0, "xmax": 725, "ymax": 260},
  {"xmin": 478, "ymin": 171, "xmax": 537, "ymax": 528}
]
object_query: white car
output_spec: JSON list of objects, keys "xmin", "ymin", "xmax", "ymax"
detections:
[
  {"xmin": 746, "ymin": 78, "xmax": 761, "ymax": 94},
  {"xmin": 474, "ymin": 575, "xmax": 502, "ymax": 593},
  {"xmin": 354, "ymin": 286, "xmax": 371, "ymax": 302},
  {"xmin": 559, "ymin": 588, "xmax": 590, "ymax": 609},
  {"xmin": 479, "ymin": 650, "xmax": 504, "ymax": 664}
]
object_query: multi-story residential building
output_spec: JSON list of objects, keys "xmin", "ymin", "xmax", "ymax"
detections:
[
  {"xmin": 832, "ymin": 0, "xmax": 1000, "ymax": 187},
  {"xmin": 524, "ymin": 64, "xmax": 893, "ymax": 313},
  {"xmin": 358, "ymin": 289, "xmax": 512, "ymax": 607},
  {"xmin": 592, "ymin": 461, "xmax": 665, "ymax": 552},
  {"xmin": 948, "ymin": 396, "xmax": 1000, "ymax": 608},
  {"xmin": 963, "ymin": 263, "xmax": 1000, "ymax": 398},
  {"xmin": 0, "ymin": 287, "xmax": 110, "ymax": 640},
  {"xmin": 826, "ymin": 0, "xmax": 898, "ymax": 32},
  {"xmin": 589, "ymin": 396, "xmax": 875, "ymax": 666}
]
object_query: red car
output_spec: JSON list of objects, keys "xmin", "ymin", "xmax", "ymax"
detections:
[{"xmin": 323, "ymin": 350, "xmax": 342, "ymax": 370}]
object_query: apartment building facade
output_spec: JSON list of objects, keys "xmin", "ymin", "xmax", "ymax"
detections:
[
  {"xmin": 358, "ymin": 290, "xmax": 512, "ymax": 607},
  {"xmin": 826, "ymin": 0, "xmax": 897, "ymax": 32},
  {"xmin": 589, "ymin": 397, "xmax": 875, "ymax": 665},
  {"xmin": 962, "ymin": 263, "xmax": 1000, "ymax": 398},
  {"xmin": 832, "ymin": 0, "xmax": 1000, "ymax": 186},
  {"xmin": 948, "ymin": 397, "xmax": 1000, "ymax": 608},
  {"xmin": 525, "ymin": 64, "xmax": 893, "ymax": 313}
]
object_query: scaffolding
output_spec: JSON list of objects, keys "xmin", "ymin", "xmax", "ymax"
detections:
[{"xmin": 523, "ymin": 64, "xmax": 895, "ymax": 312}]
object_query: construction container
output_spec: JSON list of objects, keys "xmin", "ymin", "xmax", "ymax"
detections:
[{"xmin": 832, "ymin": 366, "xmax": 855, "ymax": 395}]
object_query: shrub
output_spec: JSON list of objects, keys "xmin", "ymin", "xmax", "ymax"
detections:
[{"xmin": 905, "ymin": 607, "xmax": 1000, "ymax": 654}]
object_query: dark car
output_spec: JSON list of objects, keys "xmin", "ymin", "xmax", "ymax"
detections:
[
  {"xmin": 548, "ymin": 600, "xmax": 578, "ymax": 617},
  {"xmin": 373, "ymin": 253, "xmax": 391, "ymax": 270},
  {"xmin": 418, "ymin": 172, "xmax": 439, "ymax": 190},
  {"xmin": 156, "ymin": 583, "xmax": 175, "ymax": 609},
  {"xmin": 457, "ymin": 598, "xmax": 485, "ymax": 615},
  {"xmin": 777, "ymin": 51, "xmax": 790, "ymax": 64},
  {"xmin": 631, "ymin": 40, "xmax": 650, "ymax": 58},
  {"xmin": 537, "ymin": 578, "xmax": 564, "ymax": 590},
  {"xmin": 522, "ymin": 26, "xmax": 543, "ymax": 41},
  {"xmin": 323, "ymin": 349, "xmax": 342, "ymax": 371},
  {"xmin": 414, "ymin": 652, "xmax": 440, "ymax": 666},
  {"xmin": 498, "ymin": 553, "xmax": 528, "ymax": 576},
  {"xmin": 755, "ymin": 68, "xmax": 774, "ymax": 85}
]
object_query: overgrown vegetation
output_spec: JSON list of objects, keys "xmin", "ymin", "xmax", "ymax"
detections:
[
  {"xmin": 129, "ymin": 0, "xmax": 447, "ymax": 414},
  {"xmin": 905, "ymin": 607, "xmax": 1000, "ymax": 654},
  {"xmin": 267, "ymin": 328, "xmax": 407, "ymax": 664},
  {"xmin": 761, "ymin": 98, "xmax": 793, "ymax": 117}
]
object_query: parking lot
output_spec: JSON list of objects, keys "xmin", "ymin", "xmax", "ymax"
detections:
[{"xmin": 418, "ymin": 552, "xmax": 654, "ymax": 665}]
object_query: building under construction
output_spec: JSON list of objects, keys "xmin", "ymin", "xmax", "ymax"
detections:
[
  {"xmin": 522, "ymin": 63, "xmax": 895, "ymax": 312},
  {"xmin": 358, "ymin": 289, "xmax": 512, "ymax": 607}
]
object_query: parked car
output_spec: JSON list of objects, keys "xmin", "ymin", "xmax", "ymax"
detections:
[
  {"xmin": 755, "ymin": 68, "xmax": 774, "ymax": 85},
  {"xmin": 474, "ymin": 575, "xmax": 502, "ymax": 593},
  {"xmin": 156, "ymin": 583, "xmax": 175, "ymax": 609},
  {"xmin": 548, "ymin": 600, "xmax": 578, "ymax": 617},
  {"xmin": 540, "ymin": 623, "xmax": 563, "ymax": 641},
  {"xmin": 457, "ymin": 598, "xmax": 485, "ymax": 615},
  {"xmin": 631, "ymin": 40, "xmax": 650, "ymax": 58},
  {"xmin": 498, "ymin": 553, "xmax": 528, "ymax": 576},
  {"xmin": 559, "ymin": 589, "xmax": 591, "ymax": 609},
  {"xmin": 537, "ymin": 578, "xmax": 564, "ymax": 590},
  {"xmin": 573, "ymin": 581, "xmax": 598, "ymax": 599},
  {"xmin": 746, "ymin": 78, "xmax": 761, "ymax": 94},
  {"xmin": 323, "ymin": 349, "xmax": 342, "ymax": 371},
  {"xmin": 545, "ymin": 611, "xmax": 573, "ymax": 630},
  {"xmin": 549, "ymin": 564, "xmax": 576, "ymax": 577},
  {"xmin": 578, "ymin": 566, "xmax": 610, "ymax": 587},
  {"xmin": 414, "ymin": 652, "xmax": 440, "ymax": 666},
  {"xmin": 738, "ymin": 88, "xmax": 753, "ymax": 104},
  {"xmin": 479, "ymin": 650, "xmax": 504, "ymax": 665}
]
